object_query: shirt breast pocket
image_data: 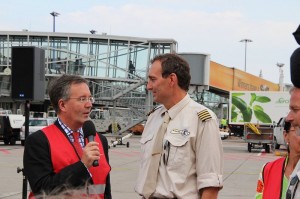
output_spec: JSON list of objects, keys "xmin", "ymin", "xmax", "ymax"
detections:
[
  {"xmin": 139, "ymin": 134, "xmax": 154, "ymax": 165},
  {"xmin": 164, "ymin": 135, "xmax": 189, "ymax": 169}
]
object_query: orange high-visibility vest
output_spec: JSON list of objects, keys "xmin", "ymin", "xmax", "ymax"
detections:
[
  {"xmin": 29, "ymin": 124, "xmax": 110, "ymax": 199},
  {"xmin": 262, "ymin": 157, "xmax": 285, "ymax": 199}
]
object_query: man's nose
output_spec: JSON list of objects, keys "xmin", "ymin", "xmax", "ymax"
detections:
[
  {"xmin": 85, "ymin": 101, "xmax": 93, "ymax": 108},
  {"xmin": 286, "ymin": 111, "xmax": 294, "ymax": 122},
  {"xmin": 146, "ymin": 82, "xmax": 152, "ymax": 90}
]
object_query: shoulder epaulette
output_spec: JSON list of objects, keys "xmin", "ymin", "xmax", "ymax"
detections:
[
  {"xmin": 147, "ymin": 105, "xmax": 162, "ymax": 116},
  {"xmin": 197, "ymin": 109, "xmax": 212, "ymax": 122}
]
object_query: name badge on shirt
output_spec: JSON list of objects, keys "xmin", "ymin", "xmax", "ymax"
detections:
[{"xmin": 171, "ymin": 129, "xmax": 190, "ymax": 137}]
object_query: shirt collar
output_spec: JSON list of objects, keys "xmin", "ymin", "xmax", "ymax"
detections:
[
  {"xmin": 162, "ymin": 94, "xmax": 191, "ymax": 120},
  {"xmin": 57, "ymin": 118, "xmax": 83, "ymax": 137}
]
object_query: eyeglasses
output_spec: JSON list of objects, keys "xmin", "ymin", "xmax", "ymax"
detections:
[
  {"xmin": 285, "ymin": 127, "xmax": 300, "ymax": 137},
  {"xmin": 286, "ymin": 175, "xmax": 299, "ymax": 199},
  {"xmin": 68, "ymin": 97, "xmax": 95, "ymax": 103}
]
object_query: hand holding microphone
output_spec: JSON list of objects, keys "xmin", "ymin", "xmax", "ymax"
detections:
[{"xmin": 83, "ymin": 120, "xmax": 99, "ymax": 167}]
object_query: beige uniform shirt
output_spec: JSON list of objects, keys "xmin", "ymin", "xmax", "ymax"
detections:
[
  {"xmin": 135, "ymin": 94, "xmax": 223, "ymax": 199},
  {"xmin": 287, "ymin": 160, "xmax": 300, "ymax": 199}
]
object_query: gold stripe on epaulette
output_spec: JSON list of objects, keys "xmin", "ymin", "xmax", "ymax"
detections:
[{"xmin": 197, "ymin": 110, "xmax": 212, "ymax": 121}]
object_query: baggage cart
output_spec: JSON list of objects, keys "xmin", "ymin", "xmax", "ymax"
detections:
[{"xmin": 243, "ymin": 123, "xmax": 274, "ymax": 153}]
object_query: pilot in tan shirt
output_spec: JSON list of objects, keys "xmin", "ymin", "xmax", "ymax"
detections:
[
  {"xmin": 135, "ymin": 94, "xmax": 223, "ymax": 198},
  {"xmin": 135, "ymin": 53, "xmax": 223, "ymax": 199}
]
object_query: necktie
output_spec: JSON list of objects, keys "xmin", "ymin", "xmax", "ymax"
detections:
[
  {"xmin": 142, "ymin": 112, "xmax": 170, "ymax": 199},
  {"xmin": 72, "ymin": 132, "xmax": 83, "ymax": 158}
]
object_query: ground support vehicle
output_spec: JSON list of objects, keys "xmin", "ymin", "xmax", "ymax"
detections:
[
  {"xmin": 20, "ymin": 117, "xmax": 56, "ymax": 146},
  {"xmin": 129, "ymin": 123, "xmax": 145, "ymax": 135},
  {"xmin": 227, "ymin": 124, "xmax": 244, "ymax": 136},
  {"xmin": 243, "ymin": 124, "xmax": 274, "ymax": 153},
  {"xmin": 273, "ymin": 117, "xmax": 286, "ymax": 150},
  {"xmin": 228, "ymin": 91, "xmax": 289, "ymax": 137},
  {"xmin": 0, "ymin": 114, "xmax": 25, "ymax": 145},
  {"xmin": 220, "ymin": 130, "xmax": 229, "ymax": 140},
  {"xmin": 90, "ymin": 108, "xmax": 143, "ymax": 134},
  {"xmin": 110, "ymin": 133, "xmax": 132, "ymax": 148},
  {"xmin": 90, "ymin": 108, "xmax": 129, "ymax": 133}
]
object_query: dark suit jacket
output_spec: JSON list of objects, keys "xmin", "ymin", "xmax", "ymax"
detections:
[{"xmin": 23, "ymin": 121, "xmax": 112, "ymax": 199}]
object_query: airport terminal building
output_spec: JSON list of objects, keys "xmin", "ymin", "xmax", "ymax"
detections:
[
  {"xmin": 0, "ymin": 31, "xmax": 283, "ymax": 120},
  {"xmin": 0, "ymin": 31, "xmax": 178, "ymax": 114}
]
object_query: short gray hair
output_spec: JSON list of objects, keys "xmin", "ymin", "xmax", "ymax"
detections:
[{"xmin": 48, "ymin": 75, "xmax": 88, "ymax": 113}]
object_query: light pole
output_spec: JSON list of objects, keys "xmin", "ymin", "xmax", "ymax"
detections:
[
  {"xmin": 89, "ymin": 30, "xmax": 97, "ymax": 75},
  {"xmin": 50, "ymin": 11, "xmax": 60, "ymax": 32},
  {"xmin": 240, "ymin": 39, "xmax": 252, "ymax": 72},
  {"xmin": 276, "ymin": 63, "xmax": 284, "ymax": 91},
  {"xmin": 50, "ymin": 12, "xmax": 60, "ymax": 74},
  {"xmin": 90, "ymin": 30, "xmax": 97, "ymax": 34}
]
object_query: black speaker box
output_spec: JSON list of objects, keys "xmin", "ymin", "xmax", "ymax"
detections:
[{"xmin": 11, "ymin": 46, "xmax": 45, "ymax": 101}]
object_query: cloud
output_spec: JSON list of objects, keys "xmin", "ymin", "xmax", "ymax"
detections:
[
  {"xmin": 48, "ymin": 4, "xmax": 299, "ymax": 83},
  {"xmin": 1, "ymin": 1, "xmax": 298, "ymax": 84}
]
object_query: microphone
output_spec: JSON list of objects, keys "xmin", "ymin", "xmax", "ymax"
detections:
[
  {"xmin": 83, "ymin": 120, "xmax": 99, "ymax": 167},
  {"xmin": 290, "ymin": 47, "xmax": 300, "ymax": 88}
]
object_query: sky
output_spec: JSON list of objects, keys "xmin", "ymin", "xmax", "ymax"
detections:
[{"xmin": 1, "ymin": 0, "xmax": 299, "ymax": 84}]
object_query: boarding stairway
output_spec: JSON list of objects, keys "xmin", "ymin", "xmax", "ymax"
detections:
[{"xmin": 88, "ymin": 74, "xmax": 148, "ymax": 134}]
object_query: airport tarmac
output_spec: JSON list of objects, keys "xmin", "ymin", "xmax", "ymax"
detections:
[{"xmin": 0, "ymin": 135, "xmax": 284, "ymax": 199}]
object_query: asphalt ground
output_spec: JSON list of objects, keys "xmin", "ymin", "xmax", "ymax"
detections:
[{"xmin": 0, "ymin": 135, "xmax": 286, "ymax": 199}]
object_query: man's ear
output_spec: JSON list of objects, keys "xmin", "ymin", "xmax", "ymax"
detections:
[
  {"xmin": 58, "ymin": 99, "xmax": 67, "ymax": 112},
  {"xmin": 169, "ymin": 73, "xmax": 177, "ymax": 87}
]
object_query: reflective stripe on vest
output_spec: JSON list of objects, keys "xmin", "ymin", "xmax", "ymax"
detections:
[
  {"xmin": 88, "ymin": 184, "xmax": 106, "ymax": 194},
  {"xmin": 262, "ymin": 157, "xmax": 285, "ymax": 199}
]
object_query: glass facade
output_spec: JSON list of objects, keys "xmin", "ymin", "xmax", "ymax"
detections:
[
  {"xmin": 0, "ymin": 31, "xmax": 176, "ymax": 78},
  {"xmin": 0, "ymin": 31, "xmax": 226, "ymax": 120},
  {"xmin": 0, "ymin": 31, "xmax": 177, "ymax": 114}
]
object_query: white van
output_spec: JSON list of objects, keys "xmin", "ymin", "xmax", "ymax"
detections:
[
  {"xmin": 20, "ymin": 118, "xmax": 56, "ymax": 146},
  {"xmin": 273, "ymin": 117, "xmax": 286, "ymax": 149},
  {"xmin": 0, "ymin": 114, "xmax": 25, "ymax": 145}
]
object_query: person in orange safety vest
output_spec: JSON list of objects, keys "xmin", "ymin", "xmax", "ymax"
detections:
[
  {"xmin": 24, "ymin": 74, "xmax": 111, "ymax": 199},
  {"xmin": 255, "ymin": 120, "xmax": 300, "ymax": 199}
]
